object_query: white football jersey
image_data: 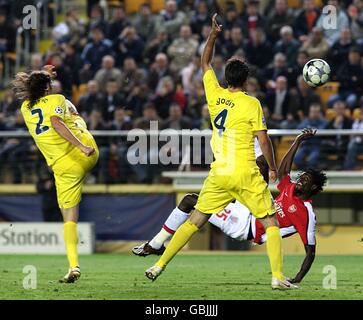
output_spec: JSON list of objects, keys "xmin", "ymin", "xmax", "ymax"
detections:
[{"xmin": 254, "ymin": 137, "xmax": 263, "ymax": 159}]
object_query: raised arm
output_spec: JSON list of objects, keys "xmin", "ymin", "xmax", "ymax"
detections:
[
  {"xmin": 277, "ymin": 128, "xmax": 316, "ymax": 180},
  {"xmin": 50, "ymin": 116, "xmax": 95, "ymax": 156},
  {"xmin": 290, "ymin": 244, "xmax": 316, "ymax": 284},
  {"xmin": 255, "ymin": 130, "xmax": 278, "ymax": 182},
  {"xmin": 201, "ymin": 14, "xmax": 222, "ymax": 74}
]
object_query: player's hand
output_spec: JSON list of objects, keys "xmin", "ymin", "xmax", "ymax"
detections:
[
  {"xmin": 42, "ymin": 65, "xmax": 57, "ymax": 79},
  {"xmin": 296, "ymin": 128, "xmax": 316, "ymax": 142},
  {"xmin": 269, "ymin": 169, "xmax": 277, "ymax": 183},
  {"xmin": 80, "ymin": 145, "xmax": 95, "ymax": 156},
  {"xmin": 211, "ymin": 13, "xmax": 222, "ymax": 36}
]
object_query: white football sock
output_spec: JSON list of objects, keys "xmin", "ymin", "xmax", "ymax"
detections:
[{"xmin": 149, "ymin": 207, "xmax": 190, "ymax": 249}]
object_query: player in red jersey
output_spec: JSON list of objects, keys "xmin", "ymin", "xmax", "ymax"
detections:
[{"xmin": 133, "ymin": 129, "xmax": 327, "ymax": 284}]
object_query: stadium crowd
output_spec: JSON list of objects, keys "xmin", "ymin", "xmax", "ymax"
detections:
[{"xmin": 1, "ymin": 0, "xmax": 363, "ymax": 183}]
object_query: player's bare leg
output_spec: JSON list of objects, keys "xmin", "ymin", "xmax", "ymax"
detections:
[
  {"xmin": 59, "ymin": 205, "xmax": 81, "ymax": 283},
  {"xmin": 145, "ymin": 209, "xmax": 208, "ymax": 281},
  {"xmin": 259, "ymin": 214, "xmax": 298, "ymax": 290}
]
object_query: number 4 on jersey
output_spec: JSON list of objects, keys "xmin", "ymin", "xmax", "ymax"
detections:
[
  {"xmin": 31, "ymin": 108, "xmax": 49, "ymax": 135},
  {"xmin": 214, "ymin": 109, "xmax": 228, "ymax": 136}
]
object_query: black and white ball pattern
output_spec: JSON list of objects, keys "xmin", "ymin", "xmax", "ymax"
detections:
[{"xmin": 303, "ymin": 59, "xmax": 331, "ymax": 87}]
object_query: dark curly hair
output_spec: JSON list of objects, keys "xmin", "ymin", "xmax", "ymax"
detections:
[
  {"xmin": 304, "ymin": 168, "xmax": 327, "ymax": 196},
  {"xmin": 12, "ymin": 71, "xmax": 51, "ymax": 108},
  {"xmin": 225, "ymin": 57, "xmax": 249, "ymax": 88}
]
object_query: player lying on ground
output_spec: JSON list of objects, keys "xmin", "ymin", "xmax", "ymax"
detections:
[
  {"xmin": 134, "ymin": 129, "xmax": 327, "ymax": 284},
  {"xmin": 145, "ymin": 14, "xmax": 293, "ymax": 289},
  {"xmin": 13, "ymin": 66, "xmax": 99, "ymax": 283}
]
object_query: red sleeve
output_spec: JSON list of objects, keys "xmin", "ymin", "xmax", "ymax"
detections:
[{"xmin": 277, "ymin": 175, "xmax": 292, "ymax": 192}]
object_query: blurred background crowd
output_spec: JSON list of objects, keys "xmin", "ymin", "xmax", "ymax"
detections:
[{"xmin": 1, "ymin": 0, "xmax": 363, "ymax": 184}]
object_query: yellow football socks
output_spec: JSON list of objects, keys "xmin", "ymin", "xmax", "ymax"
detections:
[
  {"xmin": 64, "ymin": 221, "xmax": 79, "ymax": 268},
  {"xmin": 266, "ymin": 226, "xmax": 284, "ymax": 280},
  {"xmin": 155, "ymin": 220, "xmax": 199, "ymax": 269}
]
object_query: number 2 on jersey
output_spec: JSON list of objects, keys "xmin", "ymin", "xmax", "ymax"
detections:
[
  {"xmin": 31, "ymin": 108, "xmax": 49, "ymax": 135},
  {"xmin": 214, "ymin": 109, "xmax": 228, "ymax": 136}
]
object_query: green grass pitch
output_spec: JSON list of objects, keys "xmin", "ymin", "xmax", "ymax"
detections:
[{"xmin": 1, "ymin": 253, "xmax": 362, "ymax": 300}]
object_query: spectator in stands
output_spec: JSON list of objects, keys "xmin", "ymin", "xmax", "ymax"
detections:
[
  {"xmin": 266, "ymin": 76, "xmax": 292, "ymax": 122},
  {"xmin": 133, "ymin": 3, "xmax": 156, "ymax": 43},
  {"xmin": 87, "ymin": 4, "xmax": 108, "ymax": 35},
  {"xmin": 294, "ymin": 103, "xmax": 327, "ymax": 169},
  {"xmin": 134, "ymin": 102, "xmax": 162, "ymax": 130},
  {"xmin": 162, "ymin": 103, "xmax": 192, "ymax": 130},
  {"xmin": 328, "ymin": 28, "xmax": 355, "ymax": 79},
  {"xmin": 329, "ymin": 46, "xmax": 363, "ymax": 109},
  {"xmin": 315, "ymin": 0, "xmax": 349, "ymax": 46},
  {"xmin": 147, "ymin": 53, "xmax": 173, "ymax": 92},
  {"xmin": 246, "ymin": 77, "xmax": 265, "ymax": 102},
  {"xmin": 262, "ymin": 105, "xmax": 281, "ymax": 129},
  {"xmin": 348, "ymin": 0, "xmax": 363, "ymax": 43},
  {"xmin": 274, "ymin": 25, "xmax": 301, "ymax": 68},
  {"xmin": 113, "ymin": 26, "xmax": 145, "ymax": 66},
  {"xmin": 266, "ymin": 0, "xmax": 295, "ymax": 42},
  {"xmin": 224, "ymin": 26, "xmax": 246, "ymax": 59},
  {"xmin": 0, "ymin": 9, "xmax": 16, "ymax": 54},
  {"xmin": 261, "ymin": 53, "xmax": 288, "ymax": 90},
  {"xmin": 29, "ymin": 53, "xmax": 43, "ymax": 71},
  {"xmin": 190, "ymin": 0, "xmax": 210, "ymax": 35},
  {"xmin": 99, "ymin": 107, "xmax": 132, "ymax": 183},
  {"xmin": 101, "ymin": 79, "xmax": 125, "ymax": 123},
  {"xmin": 107, "ymin": 5, "xmax": 130, "ymax": 41},
  {"xmin": 300, "ymin": 27, "xmax": 330, "ymax": 59},
  {"xmin": 63, "ymin": 43, "xmax": 81, "ymax": 86},
  {"xmin": 286, "ymin": 50, "xmax": 310, "ymax": 88},
  {"xmin": 180, "ymin": 55, "xmax": 203, "ymax": 96},
  {"xmin": 49, "ymin": 53, "xmax": 73, "ymax": 98},
  {"xmin": 167, "ymin": 24, "xmax": 198, "ymax": 72},
  {"xmin": 0, "ymin": 110, "xmax": 31, "ymax": 183},
  {"xmin": 241, "ymin": 0, "xmax": 265, "ymax": 39},
  {"xmin": 186, "ymin": 80, "xmax": 207, "ymax": 120},
  {"xmin": 222, "ymin": 5, "xmax": 242, "ymax": 31},
  {"xmin": 94, "ymin": 55, "xmax": 122, "ymax": 92},
  {"xmin": 344, "ymin": 105, "xmax": 363, "ymax": 169},
  {"xmin": 81, "ymin": 26, "xmax": 112, "ymax": 76},
  {"xmin": 0, "ymin": 87, "xmax": 20, "ymax": 116},
  {"xmin": 245, "ymin": 28, "xmax": 273, "ymax": 68},
  {"xmin": 143, "ymin": 29, "xmax": 170, "ymax": 65},
  {"xmin": 77, "ymin": 80, "xmax": 103, "ymax": 117},
  {"xmin": 294, "ymin": 0, "xmax": 320, "ymax": 42},
  {"xmin": 194, "ymin": 104, "xmax": 211, "ymax": 129},
  {"xmin": 52, "ymin": 9, "xmax": 85, "ymax": 46},
  {"xmin": 152, "ymin": 76, "xmax": 184, "ymax": 119},
  {"xmin": 292, "ymin": 75, "xmax": 321, "ymax": 119},
  {"xmin": 325, "ymin": 100, "xmax": 353, "ymax": 168},
  {"xmin": 119, "ymin": 57, "xmax": 146, "ymax": 98},
  {"xmin": 211, "ymin": 55, "xmax": 226, "ymax": 86},
  {"xmin": 155, "ymin": 0, "xmax": 186, "ymax": 39}
]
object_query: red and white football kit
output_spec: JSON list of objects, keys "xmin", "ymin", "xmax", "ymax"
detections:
[{"xmin": 208, "ymin": 175, "xmax": 316, "ymax": 245}]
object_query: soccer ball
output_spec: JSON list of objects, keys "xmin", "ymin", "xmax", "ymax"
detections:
[{"xmin": 302, "ymin": 59, "xmax": 331, "ymax": 87}]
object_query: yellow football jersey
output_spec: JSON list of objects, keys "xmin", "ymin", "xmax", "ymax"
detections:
[
  {"xmin": 21, "ymin": 94, "xmax": 91, "ymax": 166},
  {"xmin": 203, "ymin": 69, "xmax": 267, "ymax": 173}
]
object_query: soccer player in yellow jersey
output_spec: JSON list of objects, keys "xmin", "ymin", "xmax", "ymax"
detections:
[
  {"xmin": 13, "ymin": 66, "xmax": 99, "ymax": 283},
  {"xmin": 145, "ymin": 15, "xmax": 297, "ymax": 289}
]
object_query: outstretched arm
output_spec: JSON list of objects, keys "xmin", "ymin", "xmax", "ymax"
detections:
[
  {"xmin": 277, "ymin": 128, "xmax": 316, "ymax": 180},
  {"xmin": 290, "ymin": 245, "xmax": 316, "ymax": 283},
  {"xmin": 201, "ymin": 13, "xmax": 222, "ymax": 74}
]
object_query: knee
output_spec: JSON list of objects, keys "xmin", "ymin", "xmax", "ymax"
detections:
[{"xmin": 178, "ymin": 193, "xmax": 199, "ymax": 213}]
